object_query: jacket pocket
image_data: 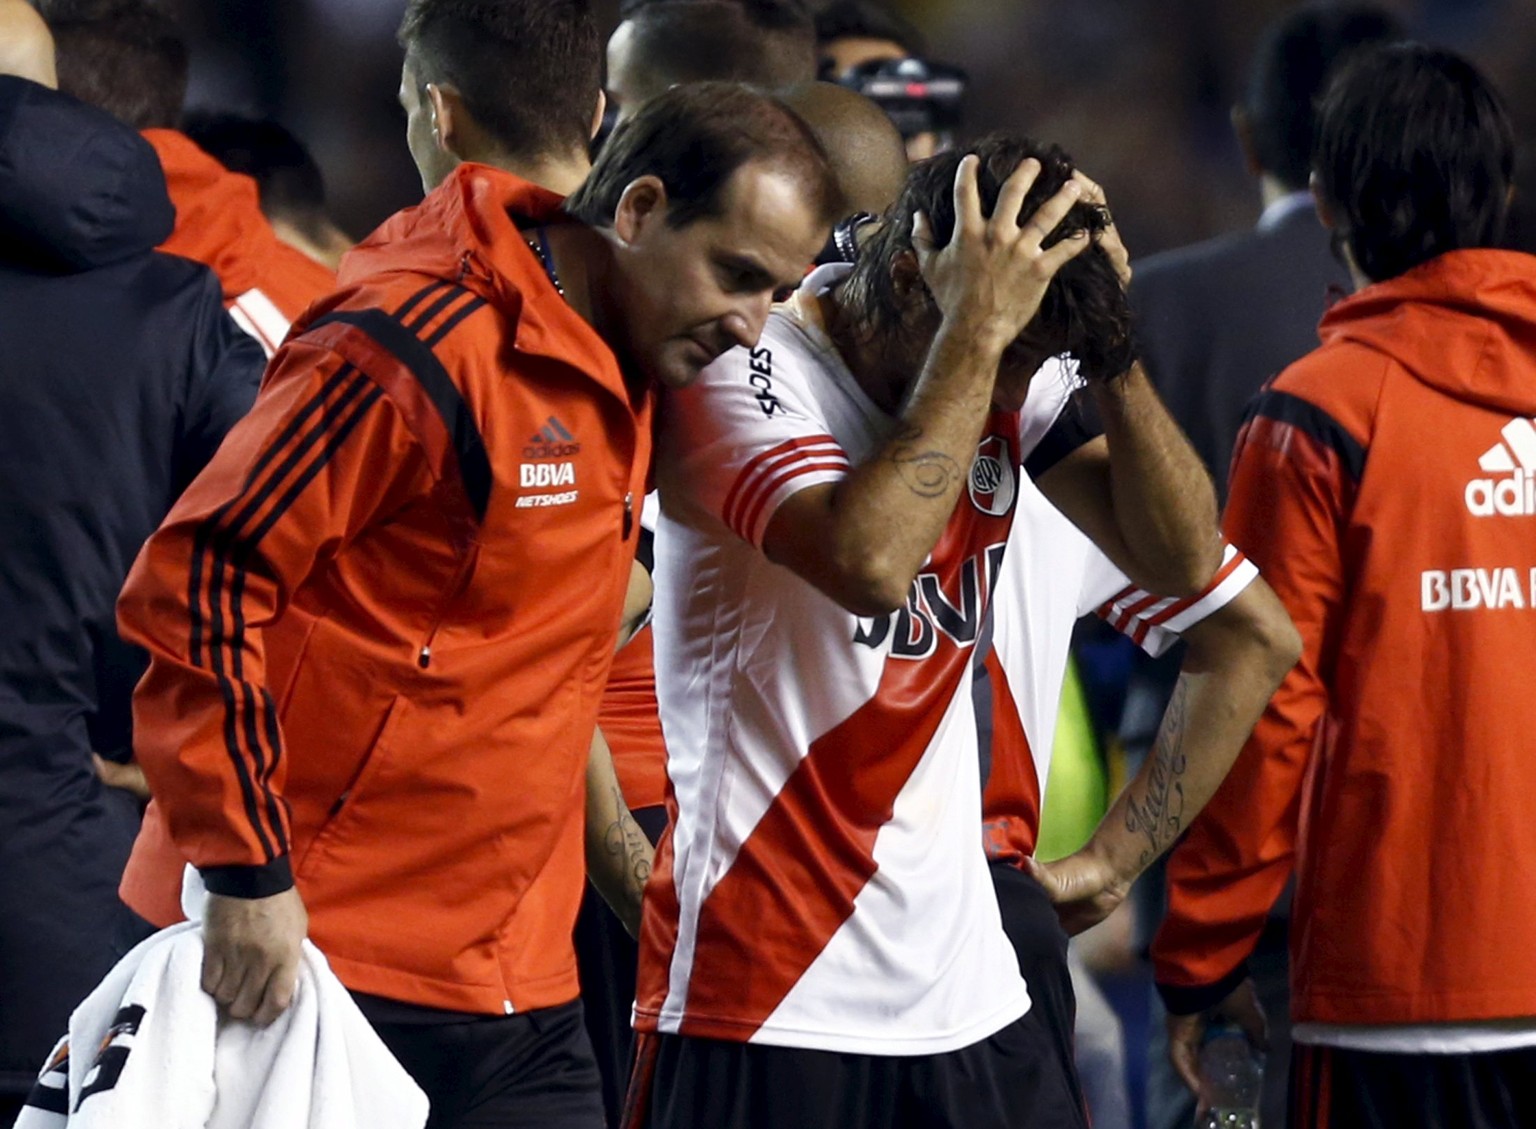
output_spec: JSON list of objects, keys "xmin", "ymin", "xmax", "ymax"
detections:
[{"xmin": 294, "ymin": 694, "xmax": 411, "ymax": 879}]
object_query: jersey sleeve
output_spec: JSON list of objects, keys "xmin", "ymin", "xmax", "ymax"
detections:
[
  {"xmin": 1152, "ymin": 388, "xmax": 1358, "ymax": 1012},
  {"xmin": 1084, "ymin": 542, "xmax": 1258, "ymax": 657},
  {"xmin": 660, "ymin": 335, "xmax": 851, "ymax": 549},
  {"xmin": 118, "ymin": 336, "xmax": 434, "ymax": 898}
]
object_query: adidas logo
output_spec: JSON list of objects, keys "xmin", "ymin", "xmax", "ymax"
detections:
[
  {"xmin": 1466, "ymin": 417, "xmax": 1536, "ymax": 516},
  {"xmin": 524, "ymin": 415, "xmax": 582, "ymax": 459}
]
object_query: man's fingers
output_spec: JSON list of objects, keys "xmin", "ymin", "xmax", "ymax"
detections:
[
  {"xmin": 951, "ymin": 154, "xmax": 984, "ymax": 239},
  {"xmin": 1071, "ymin": 168, "xmax": 1106, "ymax": 207},
  {"xmin": 911, "ymin": 211, "xmax": 935, "ymax": 267},
  {"xmin": 201, "ymin": 947, "xmax": 228, "ymax": 999},
  {"xmin": 225, "ymin": 963, "xmax": 268, "ymax": 1021},
  {"xmin": 1017, "ymin": 179, "xmax": 1083, "ymax": 257},
  {"xmin": 1167, "ymin": 1017, "xmax": 1205, "ymax": 1096},
  {"xmin": 252, "ymin": 962, "xmax": 300, "ymax": 1026},
  {"xmin": 990, "ymin": 157, "xmax": 1042, "ymax": 240},
  {"xmin": 1036, "ymin": 229, "xmax": 1091, "ymax": 276}
]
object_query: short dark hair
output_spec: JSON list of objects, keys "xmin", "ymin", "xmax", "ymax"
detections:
[
  {"xmin": 1244, "ymin": 4, "xmax": 1403, "ymax": 191},
  {"xmin": 843, "ymin": 137, "xmax": 1133, "ymax": 382},
  {"xmin": 619, "ymin": 2, "xmax": 815, "ymax": 96},
  {"xmin": 46, "ymin": 0, "xmax": 188, "ymax": 130},
  {"xmin": 1315, "ymin": 43, "xmax": 1514, "ymax": 283},
  {"xmin": 182, "ymin": 112, "xmax": 327, "ymax": 224},
  {"xmin": 566, "ymin": 81, "xmax": 839, "ymax": 231},
  {"xmin": 814, "ymin": 0, "xmax": 924, "ymax": 56},
  {"xmin": 397, "ymin": 0, "xmax": 599, "ymax": 163}
]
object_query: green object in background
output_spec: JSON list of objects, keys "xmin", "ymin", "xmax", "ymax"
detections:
[{"xmin": 1035, "ymin": 657, "xmax": 1109, "ymax": 863}]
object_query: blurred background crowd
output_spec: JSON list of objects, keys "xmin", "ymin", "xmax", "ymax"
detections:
[{"xmin": 167, "ymin": 0, "xmax": 1536, "ymax": 259}]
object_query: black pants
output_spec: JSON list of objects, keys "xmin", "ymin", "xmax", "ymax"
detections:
[
  {"xmin": 368, "ymin": 999, "xmax": 605, "ymax": 1129},
  {"xmin": 573, "ymin": 804, "xmax": 668, "ymax": 1129},
  {"xmin": 1290, "ymin": 1042, "xmax": 1536, "ymax": 1129},
  {"xmin": 989, "ymin": 859, "xmax": 1090, "ymax": 1126},
  {"xmin": 628, "ymin": 1009, "xmax": 1085, "ymax": 1129}
]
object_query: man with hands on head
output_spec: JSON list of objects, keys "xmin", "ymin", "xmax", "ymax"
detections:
[
  {"xmin": 834, "ymin": 138, "xmax": 1298, "ymax": 1118},
  {"xmin": 631, "ymin": 141, "xmax": 1214, "ymax": 1129}
]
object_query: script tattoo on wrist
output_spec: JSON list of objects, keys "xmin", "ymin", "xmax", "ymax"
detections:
[
  {"xmin": 888, "ymin": 422, "xmax": 961, "ymax": 499},
  {"xmin": 1124, "ymin": 678, "xmax": 1189, "ymax": 866},
  {"xmin": 604, "ymin": 784, "xmax": 652, "ymax": 889}
]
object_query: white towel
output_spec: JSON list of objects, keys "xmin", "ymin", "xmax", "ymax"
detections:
[{"xmin": 16, "ymin": 874, "xmax": 428, "ymax": 1129}]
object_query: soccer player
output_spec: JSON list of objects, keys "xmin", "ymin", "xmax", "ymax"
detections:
[
  {"xmin": 630, "ymin": 138, "xmax": 1277, "ymax": 1128},
  {"xmin": 116, "ymin": 6, "xmax": 836, "ymax": 1127},
  {"xmin": 1154, "ymin": 44, "xmax": 1536, "ymax": 1129}
]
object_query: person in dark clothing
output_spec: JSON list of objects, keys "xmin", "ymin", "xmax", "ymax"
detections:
[
  {"xmin": 1131, "ymin": 5, "xmax": 1404, "ymax": 496},
  {"xmin": 1124, "ymin": 10, "xmax": 1404, "ymax": 1129},
  {"xmin": 0, "ymin": 72, "xmax": 264, "ymax": 1123}
]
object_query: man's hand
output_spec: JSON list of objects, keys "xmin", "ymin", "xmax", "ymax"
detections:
[
  {"xmin": 914, "ymin": 155, "xmax": 1089, "ymax": 355},
  {"xmin": 1071, "ymin": 170, "xmax": 1132, "ymax": 287},
  {"xmin": 1167, "ymin": 978, "xmax": 1269, "ymax": 1099},
  {"xmin": 93, "ymin": 754, "xmax": 151, "ymax": 803},
  {"xmin": 1026, "ymin": 846, "xmax": 1131, "ymax": 936},
  {"xmin": 201, "ymin": 887, "xmax": 308, "ymax": 1025}
]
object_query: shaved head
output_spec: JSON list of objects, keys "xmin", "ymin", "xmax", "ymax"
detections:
[
  {"xmin": 780, "ymin": 81, "xmax": 907, "ymax": 216},
  {"xmin": 0, "ymin": 0, "xmax": 58, "ymax": 87},
  {"xmin": 607, "ymin": 1, "xmax": 816, "ymax": 122}
]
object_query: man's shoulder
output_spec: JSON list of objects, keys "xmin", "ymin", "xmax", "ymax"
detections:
[
  {"xmin": 1136, "ymin": 228, "xmax": 1263, "ymax": 287},
  {"xmin": 1135, "ymin": 216, "xmax": 1337, "ymax": 303}
]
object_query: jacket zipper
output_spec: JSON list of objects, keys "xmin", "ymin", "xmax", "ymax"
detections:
[
  {"xmin": 418, "ymin": 544, "xmax": 481, "ymax": 670},
  {"xmin": 623, "ymin": 491, "xmax": 634, "ymax": 539}
]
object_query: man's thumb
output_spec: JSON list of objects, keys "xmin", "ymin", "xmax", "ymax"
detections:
[{"xmin": 1024, "ymin": 855, "xmax": 1059, "ymax": 896}]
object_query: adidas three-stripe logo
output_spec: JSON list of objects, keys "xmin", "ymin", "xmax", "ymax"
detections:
[
  {"xmin": 532, "ymin": 416, "xmax": 574, "ymax": 444},
  {"xmin": 186, "ymin": 280, "xmax": 487, "ymax": 875},
  {"xmin": 1467, "ymin": 417, "xmax": 1536, "ymax": 516},
  {"xmin": 524, "ymin": 415, "xmax": 582, "ymax": 458}
]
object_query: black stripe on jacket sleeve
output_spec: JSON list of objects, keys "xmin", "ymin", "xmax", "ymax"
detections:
[
  {"xmin": 309, "ymin": 305, "xmax": 493, "ymax": 523},
  {"xmin": 1241, "ymin": 389, "xmax": 1366, "ymax": 482}
]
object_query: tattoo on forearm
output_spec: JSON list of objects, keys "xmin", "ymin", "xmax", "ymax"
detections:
[
  {"xmin": 887, "ymin": 423, "xmax": 962, "ymax": 499},
  {"xmin": 604, "ymin": 784, "xmax": 652, "ymax": 890},
  {"xmin": 1124, "ymin": 679, "xmax": 1189, "ymax": 866}
]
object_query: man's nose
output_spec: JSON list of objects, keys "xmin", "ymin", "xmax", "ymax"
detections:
[{"xmin": 722, "ymin": 292, "xmax": 774, "ymax": 349}]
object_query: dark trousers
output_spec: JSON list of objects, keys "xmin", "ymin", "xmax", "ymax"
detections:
[
  {"xmin": 573, "ymin": 804, "xmax": 668, "ymax": 1129},
  {"xmin": 628, "ymin": 1010, "xmax": 1085, "ymax": 1129},
  {"xmin": 989, "ymin": 859, "xmax": 1091, "ymax": 1125},
  {"xmin": 369, "ymin": 999, "xmax": 605, "ymax": 1129},
  {"xmin": 1290, "ymin": 1041, "xmax": 1536, "ymax": 1129}
]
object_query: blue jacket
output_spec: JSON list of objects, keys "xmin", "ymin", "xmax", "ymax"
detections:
[{"xmin": 0, "ymin": 76, "xmax": 263, "ymax": 1089}]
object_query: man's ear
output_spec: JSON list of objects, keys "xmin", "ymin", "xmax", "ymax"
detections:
[
  {"xmin": 614, "ymin": 175, "xmax": 668, "ymax": 246},
  {"xmin": 1231, "ymin": 105, "xmax": 1262, "ymax": 179},
  {"xmin": 1309, "ymin": 172, "xmax": 1336, "ymax": 231},
  {"xmin": 590, "ymin": 90, "xmax": 607, "ymax": 141},
  {"xmin": 890, "ymin": 248, "xmax": 922, "ymax": 296},
  {"xmin": 427, "ymin": 82, "xmax": 468, "ymax": 156}
]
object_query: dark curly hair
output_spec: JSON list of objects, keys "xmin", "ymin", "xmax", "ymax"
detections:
[{"xmin": 841, "ymin": 136, "xmax": 1135, "ymax": 382}]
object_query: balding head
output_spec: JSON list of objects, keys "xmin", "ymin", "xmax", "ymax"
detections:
[
  {"xmin": 607, "ymin": 1, "xmax": 816, "ymax": 122},
  {"xmin": 0, "ymin": 0, "xmax": 58, "ymax": 87},
  {"xmin": 780, "ymin": 81, "xmax": 906, "ymax": 216}
]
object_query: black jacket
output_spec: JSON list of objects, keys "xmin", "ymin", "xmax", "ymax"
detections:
[
  {"xmin": 1131, "ymin": 201, "xmax": 1349, "ymax": 503},
  {"xmin": 0, "ymin": 76, "xmax": 263, "ymax": 1088}
]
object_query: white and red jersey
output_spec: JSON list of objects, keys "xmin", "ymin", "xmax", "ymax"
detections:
[
  {"xmin": 980, "ymin": 477, "xmax": 1258, "ymax": 865},
  {"xmin": 639, "ymin": 266, "xmax": 1080, "ymax": 1055}
]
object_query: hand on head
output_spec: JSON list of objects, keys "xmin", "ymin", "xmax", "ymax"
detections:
[{"xmin": 912, "ymin": 155, "xmax": 1089, "ymax": 354}]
